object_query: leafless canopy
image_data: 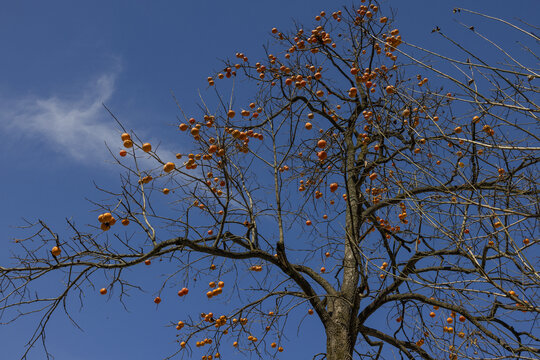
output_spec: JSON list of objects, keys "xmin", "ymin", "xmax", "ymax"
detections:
[{"xmin": 1, "ymin": 3, "xmax": 539, "ymax": 360}]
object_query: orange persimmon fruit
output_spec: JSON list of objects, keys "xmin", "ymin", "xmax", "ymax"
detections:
[
  {"xmin": 163, "ymin": 162, "xmax": 175, "ymax": 173},
  {"xmin": 142, "ymin": 143, "xmax": 152, "ymax": 152},
  {"xmin": 51, "ymin": 246, "xmax": 61, "ymax": 256}
]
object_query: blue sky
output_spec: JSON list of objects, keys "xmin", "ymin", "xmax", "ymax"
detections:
[{"xmin": 1, "ymin": 1, "xmax": 538, "ymax": 359}]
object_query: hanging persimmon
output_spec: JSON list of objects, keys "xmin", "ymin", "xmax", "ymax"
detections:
[
  {"xmin": 385, "ymin": 85, "xmax": 395, "ymax": 94},
  {"xmin": 51, "ymin": 246, "xmax": 61, "ymax": 256},
  {"xmin": 163, "ymin": 162, "xmax": 175, "ymax": 173},
  {"xmin": 141, "ymin": 143, "xmax": 152, "ymax": 152}
]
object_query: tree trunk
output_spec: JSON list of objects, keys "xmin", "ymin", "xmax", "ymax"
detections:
[
  {"xmin": 325, "ymin": 120, "xmax": 361, "ymax": 360},
  {"xmin": 326, "ymin": 322, "xmax": 355, "ymax": 360}
]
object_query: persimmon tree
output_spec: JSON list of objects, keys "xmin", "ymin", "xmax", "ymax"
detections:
[{"xmin": 2, "ymin": 2, "xmax": 539, "ymax": 360}]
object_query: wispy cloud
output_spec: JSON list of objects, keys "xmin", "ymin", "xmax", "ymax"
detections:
[
  {"xmin": 0, "ymin": 72, "xmax": 177, "ymax": 168},
  {"xmin": 1, "ymin": 73, "xmax": 118, "ymax": 163}
]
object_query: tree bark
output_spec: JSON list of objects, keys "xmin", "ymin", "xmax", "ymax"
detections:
[
  {"xmin": 325, "ymin": 124, "xmax": 362, "ymax": 360},
  {"xmin": 326, "ymin": 321, "xmax": 355, "ymax": 360}
]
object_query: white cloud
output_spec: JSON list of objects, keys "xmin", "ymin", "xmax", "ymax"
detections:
[
  {"xmin": 1, "ymin": 73, "xmax": 117, "ymax": 162},
  {"xmin": 0, "ymin": 72, "xmax": 177, "ymax": 168}
]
